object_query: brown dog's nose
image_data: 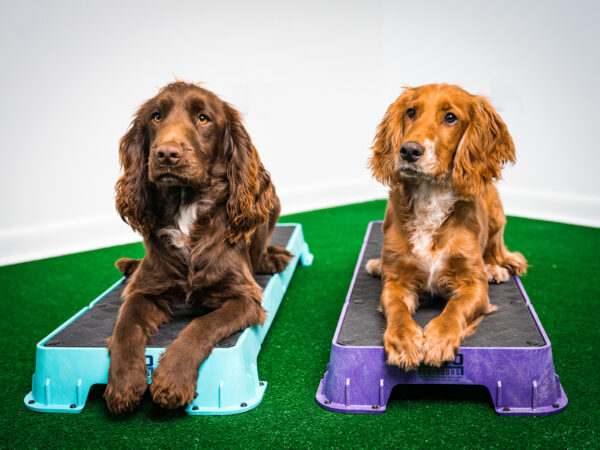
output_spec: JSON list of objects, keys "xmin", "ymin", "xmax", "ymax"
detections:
[
  {"xmin": 156, "ymin": 143, "xmax": 183, "ymax": 165},
  {"xmin": 400, "ymin": 142, "xmax": 424, "ymax": 162}
]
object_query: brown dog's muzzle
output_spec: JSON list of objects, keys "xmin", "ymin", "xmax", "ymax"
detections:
[{"xmin": 155, "ymin": 143, "xmax": 183, "ymax": 166}]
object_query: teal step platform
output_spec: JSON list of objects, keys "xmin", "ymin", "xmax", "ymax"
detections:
[{"xmin": 24, "ymin": 223, "xmax": 313, "ymax": 415}]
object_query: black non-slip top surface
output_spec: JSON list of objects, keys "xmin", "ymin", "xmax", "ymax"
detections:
[
  {"xmin": 337, "ymin": 222, "xmax": 545, "ymax": 348},
  {"xmin": 45, "ymin": 226, "xmax": 295, "ymax": 349}
]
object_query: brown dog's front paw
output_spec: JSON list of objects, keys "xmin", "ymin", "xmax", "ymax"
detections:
[
  {"xmin": 383, "ymin": 321, "xmax": 424, "ymax": 371},
  {"xmin": 422, "ymin": 316, "xmax": 464, "ymax": 367},
  {"xmin": 104, "ymin": 369, "xmax": 148, "ymax": 414},
  {"xmin": 150, "ymin": 354, "xmax": 198, "ymax": 409},
  {"xmin": 115, "ymin": 257, "xmax": 141, "ymax": 278},
  {"xmin": 257, "ymin": 245, "xmax": 293, "ymax": 274}
]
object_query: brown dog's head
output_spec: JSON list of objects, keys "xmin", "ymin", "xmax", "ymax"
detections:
[
  {"xmin": 369, "ymin": 84, "xmax": 515, "ymax": 197},
  {"xmin": 115, "ymin": 82, "xmax": 273, "ymax": 242}
]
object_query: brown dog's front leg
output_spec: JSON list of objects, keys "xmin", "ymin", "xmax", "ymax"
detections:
[
  {"xmin": 150, "ymin": 288, "xmax": 266, "ymax": 409},
  {"xmin": 104, "ymin": 291, "xmax": 171, "ymax": 413}
]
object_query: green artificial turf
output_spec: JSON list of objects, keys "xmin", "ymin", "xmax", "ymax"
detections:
[{"xmin": 1, "ymin": 199, "xmax": 598, "ymax": 448}]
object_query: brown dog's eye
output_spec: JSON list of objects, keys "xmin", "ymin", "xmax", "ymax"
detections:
[
  {"xmin": 444, "ymin": 112, "xmax": 458, "ymax": 124},
  {"xmin": 196, "ymin": 114, "xmax": 209, "ymax": 125},
  {"xmin": 152, "ymin": 112, "xmax": 162, "ymax": 123},
  {"xmin": 406, "ymin": 108, "xmax": 416, "ymax": 119}
]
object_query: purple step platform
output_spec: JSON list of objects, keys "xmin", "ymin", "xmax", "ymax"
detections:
[{"xmin": 316, "ymin": 221, "xmax": 567, "ymax": 416}]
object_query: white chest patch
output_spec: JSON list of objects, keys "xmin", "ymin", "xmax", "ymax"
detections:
[
  {"xmin": 176, "ymin": 204, "xmax": 197, "ymax": 238},
  {"xmin": 158, "ymin": 204, "xmax": 198, "ymax": 257},
  {"xmin": 406, "ymin": 183, "xmax": 456, "ymax": 291}
]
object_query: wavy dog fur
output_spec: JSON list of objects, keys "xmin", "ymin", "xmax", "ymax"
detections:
[
  {"xmin": 106, "ymin": 82, "xmax": 291, "ymax": 413},
  {"xmin": 367, "ymin": 84, "xmax": 527, "ymax": 370}
]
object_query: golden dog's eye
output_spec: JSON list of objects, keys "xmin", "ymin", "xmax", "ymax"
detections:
[
  {"xmin": 196, "ymin": 114, "xmax": 209, "ymax": 125},
  {"xmin": 152, "ymin": 112, "xmax": 162, "ymax": 123},
  {"xmin": 406, "ymin": 108, "xmax": 416, "ymax": 119},
  {"xmin": 444, "ymin": 112, "xmax": 458, "ymax": 124}
]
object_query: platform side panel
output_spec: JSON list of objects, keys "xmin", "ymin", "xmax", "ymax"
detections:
[
  {"xmin": 192, "ymin": 341, "xmax": 262, "ymax": 410},
  {"xmin": 30, "ymin": 347, "xmax": 109, "ymax": 411}
]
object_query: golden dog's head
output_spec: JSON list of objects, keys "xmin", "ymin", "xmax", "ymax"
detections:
[{"xmin": 370, "ymin": 84, "xmax": 516, "ymax": 197}]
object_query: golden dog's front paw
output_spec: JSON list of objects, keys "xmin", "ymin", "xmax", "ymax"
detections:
[
  {"xmin": 422, "ymin": 316, "xmax": 464, "ymax": 367},
  {"xmin": 365, "ymin": 258, "xmax": 382, "ymax": 277},
  {"xmin": 150, "ymin": 354, "xmax": 198, "ymax": 409},
  {"xmin": 503, "ymin": 251, "xmax": 528, "ymax": 276},
  {"xmin": 485, "ymin": 264, "xmax": 510, "ymax": 283},
  {"xmin": 383, "ymin": 321, "xmax": 424, "ymax": 371}
]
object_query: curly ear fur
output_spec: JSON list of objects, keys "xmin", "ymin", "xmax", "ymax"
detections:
[
  {"xmin": 369, "ymin": 89, "xmax": 413, "ymax": 185},
  {"xmin": 452, "ymin": 96, "xmax": 516, "ymax": 197},
  {"xmin": 223, "ymin": 103, "xmax": 273, "ymax": 244},
  {"xmin": 115, "ymin": 110, "xmax": 156, "ymax": 236}
]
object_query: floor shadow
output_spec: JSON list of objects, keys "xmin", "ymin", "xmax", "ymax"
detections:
[{"xmin": 86, "ymin": 384, "xmax": 188, "ymax": 421}]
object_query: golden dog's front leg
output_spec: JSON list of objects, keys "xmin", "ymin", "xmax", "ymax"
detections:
[
  {"xmin": 381, "ymin": 278, "xmax": 424, "ymax": 371},
  {"xmin": 422, "ymin": 278, "xmax": 493, "ymax": 366}
]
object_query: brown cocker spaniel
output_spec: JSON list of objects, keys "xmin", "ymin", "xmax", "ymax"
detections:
[
  {"xmin": 105, "ymin": 82, "xmax": 291, "ymax": 413},
  {"xmin": 367, "ymin": 84, "xmax": 527, "ymax": 371}
]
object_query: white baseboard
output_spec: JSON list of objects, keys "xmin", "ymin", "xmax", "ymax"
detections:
[
  {"xmin": 0, "ymin": 181, "xmax": 596, "ymax": 267},
  {"xmin": 278, "ymin": 179, "xmax": 388, "ymax": 215},
  {"xmin": 498, "ymin": 186, "xmax": 600, "ymax": 228},
  {"xmin": 0, "ymin": 216, "xmax": 141, "ymax": 267}
]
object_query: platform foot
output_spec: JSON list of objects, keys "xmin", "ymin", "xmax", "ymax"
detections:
[
  {"xmin": 315, "ymin": 373, "xmax": 386, "ymax": 414},
  {"xmin": 300, "ymin": 243, "xmax": 314, "ymax": 266}
]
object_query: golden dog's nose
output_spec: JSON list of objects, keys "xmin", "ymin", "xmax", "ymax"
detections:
[{"xmin": 400, "ymin": 142, "xmax": 424, "ymax": 162}]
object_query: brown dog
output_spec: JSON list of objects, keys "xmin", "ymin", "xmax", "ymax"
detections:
[
  {"xmin": 105, "ymin": 82, "xmax": 291, "ymax": 413},
  {"xmin": 367, "ymin": 84, "xmax": 527, "ymax": 370}
]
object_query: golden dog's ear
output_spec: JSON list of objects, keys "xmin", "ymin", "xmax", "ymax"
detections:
[
  {"xmin": 223, "ymin": 103, "xmax": 273, "ymax": 244},
  {"xmin": 452, "ymin": 96, "xmax": 516, "ymax": 197},
  {"xmin": 115, "ymin": 104, "xmax": 157, "ymax": 237},
  {"xmin": 369, "ymin": 89, "xmax": 413, "ymax": 185}
]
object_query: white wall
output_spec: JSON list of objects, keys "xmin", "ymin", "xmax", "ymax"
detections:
[{"xmin": 1, "ymin": 0, "xmax": 598, "ymax": 265}]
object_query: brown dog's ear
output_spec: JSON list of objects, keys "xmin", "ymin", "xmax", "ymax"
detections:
[
  {"xmin": 223, "ymin": 103, "xmax": 273, "ymax": 244},
  {"xmin": 369, "ymin": 89, "xmax": 413, "ymax": 185},
  {"xmin": 452, "ymin": 96, "xmax": 516, "ymax": 197},
  {"xmin": 115, "ymin": 108, "xmax": 156, "ymax": 237}
]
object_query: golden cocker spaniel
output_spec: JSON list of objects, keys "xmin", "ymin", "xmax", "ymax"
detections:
[{"xmin": 367, "ymin": 84, "xmax": 527, "ymax": 370}]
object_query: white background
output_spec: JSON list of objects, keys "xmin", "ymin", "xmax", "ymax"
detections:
[{"xmin": 1, "ymin": 0, "xmax": 599, "ymax": 265}]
